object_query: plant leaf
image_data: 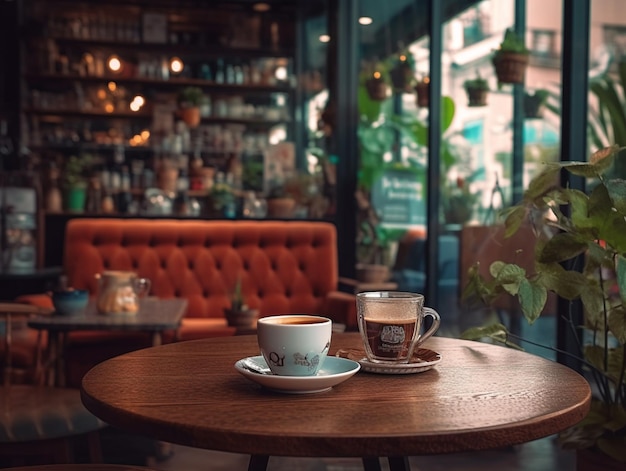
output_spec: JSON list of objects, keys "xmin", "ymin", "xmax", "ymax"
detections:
[
  {"xmin": 608, "ymin": 305, "xmax": 626, "ymax": 344},
  {"xmin": 518, "ymin": 278, "xmax": 547, "ymax": 324},
  {"xmin": 538, "ymin": 233, "xmax": 587, "ymax": 264},
  {"xmin": 618, "ymin": 255, "xmax": 626, "ymax": 305},
  {"xmin": 605, "ymin": 178, "xmax": 626, "ymax": 215},
  {"xmin": 523, "ymin": 164, "xmax": 560, "ymax": 201}
]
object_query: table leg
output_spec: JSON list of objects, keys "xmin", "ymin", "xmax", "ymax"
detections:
[
  {"xmin": 388, "ymin": 456, "xmax": 410, "ymax": 471},
  {"xmin": 152, "ymin": 331, "xmax": 162, "ymax": 347},
  {"xmin": 247, "ymin": 454, "xmax": 269, "ymax": 471},
  {"xmin": 362, "ymin": 457, "xmax": 382, "ymax": 470},
  {"xmin": 46, "ymin": 332, "xmax": 59, "ymax": 386}
]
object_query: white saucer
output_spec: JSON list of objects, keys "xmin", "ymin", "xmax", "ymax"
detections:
[
  {"xmin": 335, "ymin": 348, "xmax": 442, "ymax": 375},
  {"xmin": 234, "ymin": 355, "xmax": 361, "ymax": 394}
]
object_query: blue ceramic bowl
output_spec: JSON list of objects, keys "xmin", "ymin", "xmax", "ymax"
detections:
[{"xmin": 52, "ymin": 289, "xmax": 89, "ymax": 315}]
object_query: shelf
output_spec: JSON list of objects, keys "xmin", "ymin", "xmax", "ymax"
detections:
[
  {"xmin": 47, "ymin": 36, "xmax": 295, "ymax": 59},
  {"xmin": 28, "ymin": 144, "xmax": 153, "ymax": 153},
  {"xmin": 23, "ymin": 74, "xmax": 294, "ymax": 94},
  {"xmin": 24, "ymin": 108, "xmax": 288, "ymax": 126},
  {"xmin": 24, "ymin": 108, "xmax": 153, "ymax": 120}
]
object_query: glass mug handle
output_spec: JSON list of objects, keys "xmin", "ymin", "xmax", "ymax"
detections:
[
  {"xmin": 134, "ymin": 278, "xmax": 152, "ymax": 298},
  {"xmin": 407, "ymin": 307, "xmax": 441, "ymax": 360}
]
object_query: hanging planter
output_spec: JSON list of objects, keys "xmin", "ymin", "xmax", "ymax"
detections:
[
  {"xmin": 492, "ymin": 29, "xmax": 530, "ymax": 86},
  {"xmin": 414, "ymin": 77, "xmax": 430, "ymax": 107},
  {"xmin": 523, "ymin": 89, "xmax": 549, "ymax": 119},
  {"xmin": 365, "ymin": 71, "xmax": 389, "ymax": 101},
  {"xmin": 389, "ymin": 55, "xmax": 415, "ymax": 93},
  {"xmin": 463, "ymin": 72, "xmax": 490, "ymax": 107}
]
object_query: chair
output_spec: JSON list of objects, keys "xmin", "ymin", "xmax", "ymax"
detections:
[
  {"xmin": 391, "ymin": 233, "xmax": 460, "ymax": 319},
  {"xmin": 0, "ymin": 302, "xmax": 106, "ymax": 467}
]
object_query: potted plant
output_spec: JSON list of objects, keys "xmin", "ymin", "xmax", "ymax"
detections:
[
  {"xmin": 523, "ymin": 88, "xmax": 550, "ymax": 119},
  {"xmin": 177, "ymin": 86, "xmax": 204, "ymax": 128},
  {"xmin": 224, "ymin": 274, "xmax": 258, "ymax": 329},
  {"xmin": 414, "ymin": 76, "xmax": 430, "ymax": 107},
  {"xmin": 461, "ymin": 145, "xmax": 626, "ymax": 468},
  {"xmin": 62, "ymin": 153, "xmax": 92, "ymax": 212},
  {"xmin": 389, "ymin": 51, "xmax": 416, "ymax": 93},
  {"xmin": 265, "ymin": 185, "xmax": 296, "ymax": 219},
  {"xmin": 463, "ymin": 72, "xmax": 490, "ymax": 107},
  {"xmin": 361, "ymin": 62, "xmax": 390, "ymax": 102},
  {"xmin": 492, "ymin": 28, "xmax": 530, "ymax": 87}
]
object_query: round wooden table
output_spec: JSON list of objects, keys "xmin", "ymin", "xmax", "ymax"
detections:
[{"xmin": 80, "ymin": 333, "xmax": 591, "ymax": 471}]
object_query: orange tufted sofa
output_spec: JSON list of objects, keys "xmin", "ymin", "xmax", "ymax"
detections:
[{"xmin": 20, "ymin": 218, "xmax": 356, "ymax": 387}]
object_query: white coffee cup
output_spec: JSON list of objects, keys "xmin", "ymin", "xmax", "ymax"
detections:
[{"xmin": 257, "ymin": 314, "xmax": 332, "ymax": 376}]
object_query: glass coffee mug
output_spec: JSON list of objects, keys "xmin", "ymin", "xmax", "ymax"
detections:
[{"xmin": 356, "ymin": 291, "xmax": 440, "ymax": 363}]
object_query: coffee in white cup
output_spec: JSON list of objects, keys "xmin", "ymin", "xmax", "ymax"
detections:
[{"xmin": 257, "ymin": 314, "xmax": 332, "ymax": 376}]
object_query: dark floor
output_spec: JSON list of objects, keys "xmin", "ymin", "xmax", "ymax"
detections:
[{"xmin": 143, "ymin": 436, "xmax": 575, "ymax": 470}]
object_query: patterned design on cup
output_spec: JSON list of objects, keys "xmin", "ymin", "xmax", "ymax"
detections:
[
  {"xmin": 365, "ymin": 319, "xmax": 417, "ymax": 359},
  {"xmin": 357, "ymin": 291, "xmax": 440, "ymax": 364},
  {"xmin": 257, "ymin": 315, "xmax": 332, "ymax": 376}
]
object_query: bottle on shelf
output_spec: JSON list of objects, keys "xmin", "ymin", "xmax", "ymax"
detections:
[{"xmin": 117, "ymin": 165, "xmax": 133, "ymax": 213}]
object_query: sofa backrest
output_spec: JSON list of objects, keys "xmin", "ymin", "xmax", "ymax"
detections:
[{"xmin": 63, "ymin": 219, "xmax": 339, "ymax": 319}]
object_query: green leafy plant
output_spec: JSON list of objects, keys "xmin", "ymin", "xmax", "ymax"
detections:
[
  {"xmin": 177, "ymin": 86, "xmax": 204, "ymax": 107},
  {"xmin": 63, "ymin": 153, "xmax": 93, "ymax": 188},
  {"xmin": 492, "ymin": 29, "xmax": 530, "ymax": 88},
  {"xmin": 494, "ymin": 28, "xmax": 530, "ymax": 54},
  {"xmin": 463, "ymin": 72, "xmax": 490, "ymax": 92},
  {"xmin": 462, "ymin": 145, "xmax": 626, "ymax": 464},
  {"xmin": 588, "ymin": 61, "xmax": 626, "ymax": 179},
  {"xmin": 230, "ymin": 274, "xmax": 247, "ymax": 312}
]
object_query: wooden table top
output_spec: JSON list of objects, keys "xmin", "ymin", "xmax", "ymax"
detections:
[
  {"xmin": 80, "ymin": 333, "xmax": 591, "ymax": 458},
  {"xmin": 27, "ymin": 298, "xmax": 187, "ymax": 332}
]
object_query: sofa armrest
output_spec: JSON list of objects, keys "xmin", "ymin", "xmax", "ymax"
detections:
[
  {"xmin": 322, "ymin": 291, "xmax": 357, "ymax": 331},
  {"xmin": 14, "ymin": 294, "xmax": 54, "ymax": 310}
]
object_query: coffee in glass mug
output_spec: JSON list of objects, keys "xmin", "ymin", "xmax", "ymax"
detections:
[{"xmin": 356, "ymin": 291, "xmax": 440, "ymax": 363}]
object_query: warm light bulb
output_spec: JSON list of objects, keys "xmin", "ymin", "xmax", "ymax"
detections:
[
  {"xmin": 140, "ymin": 130, "xmax": 150, "ymax": 140},
  {"xmin": 104, "ymin": 102, "xmax": 114, "ymax": 113},
  {"xmin": 400, "ymin": 55, "xmax": 407, "ymax": 62},
  {"xmin": 132, "ymin": 95, "xmax": 145, "ymax": 107},
  {"xmin": 319, "ymin": 34, "xmax": 330, "ymax": 43},
  {"xmin": 130, "ymin": 101, "xmax": 141, "ymax": 112},
  {"xmin": 107, "ymin": 55, "xmax": 122, "ymax": 73},
  {"xmin": 358, "ymin": 17, "xmax": 373, "ymax": 25},
  {"xmin": 373, "ymin": 71, "xmax": 381, "ymax": 79},
  {"xmin": 97, "ymin": 88, "xmax": 107, "ymax": 100},
  {"xmin": 252, "ymin": 2, "xmax": 270, "ymax": 12},
  {"xmin": 107, "ymin": 81, "xmax": 117, "ymax": 92},
  {"xmin": 274, "ymin": 66, "xmax": 287, "ymax": 81},
  {"xmin": 170, "ymin": 57, "xmax": 184, "ymax": 74},
  {"xmin": 423, "ymin": 76, "xmax": 430, "ymax": 84}
]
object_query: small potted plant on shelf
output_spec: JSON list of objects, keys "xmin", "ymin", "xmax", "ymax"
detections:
[
  {"xmin": 523, "ymin": 88, "xmax": 550, "ymax": 119},
  {"xmin": 461, "ymin": 145, "xmax": 626, "ymax": 469},
  {"xmin": 177, "ymin": 86, "xmax": 204, "ymax": 128},
  {"xmin": 463, "ymin": 71, "xmax": 490, "ymax": 107},
  {"xmin": 492, "ymin": 28, "xmax": 530, "ymax": 87},
  {"xmin": 62, "ymin": 153, "xmax": 93, "ymax": 212},
  {"xmin": 224, "ymin": 275, "xmax": 258, "ymax": 329},
  {"xmin": 265, "ymin": 184, "xmax": 296, "ymax": 219},
  {"xmin": 414, "ymin": 75, "xmax": 430, "ymax": 107}
]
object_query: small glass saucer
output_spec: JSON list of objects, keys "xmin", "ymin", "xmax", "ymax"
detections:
[
  {"xmin": 335, "ymin": 347, "xmax": 442, "ymax": 375},
  {"xmin": 234, "ymin": 355, "xmax": 360, "ymax": 394}
]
